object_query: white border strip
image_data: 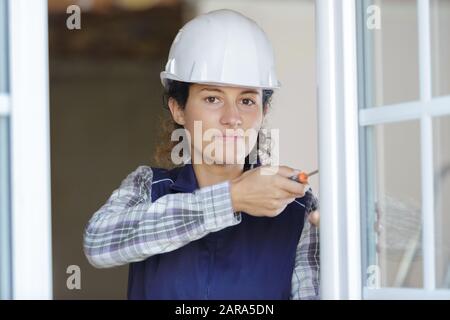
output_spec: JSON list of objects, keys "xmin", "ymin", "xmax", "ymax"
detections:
[
  {"xmin": 364, "ymin": 287, "xmax": 450, "ymax": 300},
  {"xmin": 316, "ymin": 0, "xmax": 341, "ymax": 299},
  {"xmin": 359, "ymin": 95, "xmax": 450, "ymax": 126},
  {"xmin": 418, "ymin": 0, "xmax": 436, "ymax": 291},
  {"xmin": 0, "ymin": 94, "xmax": 10, "ymax": 116},
  {"xmin": 9, "ymin": 0, "xmax": 52, "ymax": 299}
]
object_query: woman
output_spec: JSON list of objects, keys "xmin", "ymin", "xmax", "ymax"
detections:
[{"xmin": 83, "ymin": 9, "xmax": 319, "ymax": 300}]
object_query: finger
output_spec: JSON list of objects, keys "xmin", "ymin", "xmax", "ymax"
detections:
[
  {"xmin": 275, "ymin": 175, "xmax": 306, "ymax": 196},
  {"xmin": 275, "ymin": 165, "xmax": 300, "ymax": 178},
  {"xmin": 275, "ymin": 198, "xmax": 296, "ymax": 210},
  {"xmin": 281, "ymin": 197, "xmax": 296, "ymax": 205},
  {"xmin": 274, "ymin": 189, "xmax": 301, "ymax": 200},
  {"xmin": 303, "ymin": 184, "xmax": 312, "ymax": 193}
]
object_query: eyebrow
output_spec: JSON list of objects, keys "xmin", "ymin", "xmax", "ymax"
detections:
[{"xmin": 200, "ymin": 87, "xmax": 260, "ymax": 95}]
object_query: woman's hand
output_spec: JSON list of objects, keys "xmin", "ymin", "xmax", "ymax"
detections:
[
  {"xmin": 230, "ymin": 165, "xmax": 310, "ymax": 218},
  {"xmin": 308, "ymin": 210, "xmax": 320, "ymax": 227}
]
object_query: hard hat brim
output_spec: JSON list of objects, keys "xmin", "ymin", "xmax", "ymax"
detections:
[{"xmin": 160, "ymin": 72, "xmax": 281, "ymax": 90}]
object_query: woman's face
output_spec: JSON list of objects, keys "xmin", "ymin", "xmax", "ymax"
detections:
[{"xmin": 170, "ymin": 84, "xmax": 265, "ymax": 165}]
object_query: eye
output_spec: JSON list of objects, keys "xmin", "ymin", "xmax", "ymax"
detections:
[
  {"xmin": 205, "ymin": 96, "xmax": 221, "ymax": 104},
  {"xmin": 241, "ymin": 98, "xmax": 256, "ymax": 106}
]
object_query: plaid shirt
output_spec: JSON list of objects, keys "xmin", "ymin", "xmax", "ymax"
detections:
[{"xmin": 83, "ymin": 165, "xmax": 320, "ymax": 299}]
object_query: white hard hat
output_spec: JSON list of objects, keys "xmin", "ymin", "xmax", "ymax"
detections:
[{"xmin": 160, "ymin": 9, "xmax": 280, "ymax": 90}]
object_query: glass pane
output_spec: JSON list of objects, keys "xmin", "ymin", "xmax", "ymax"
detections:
[
  {"xmin": 0, "ymin": 116, "xmax": 11, "ymax": 299},
  {"xmin": 431, "ymin": 0, "xmax": 450, "ymax": 97},
  {"xmin": 0, "ymin": 0, "xmax": 8, "ymax": 93},
  {"xmin": 434, "ymin": 116, "xmax": 450, "ymax": 289},
  {"xmin": 363, "ymin": 120, "xmax": 423, "ymax": 288},
  {"xmin": 360, "ymin": 0, "xmax": 420, "ymax": 108}
]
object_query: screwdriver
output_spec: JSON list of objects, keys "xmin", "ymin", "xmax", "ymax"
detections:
[{"xmin": 289, "ymin": 169, "xmax": 319, "ymax": 184}]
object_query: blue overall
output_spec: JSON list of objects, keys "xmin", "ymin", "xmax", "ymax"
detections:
[{"xmin": 127, "ymin": 162, "xmax": 310, "ymax": 299}]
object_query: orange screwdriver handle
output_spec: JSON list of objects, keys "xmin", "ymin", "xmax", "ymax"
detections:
[
  {"xmin": 297, "ymin": 172, "xmax": 309, "ymax": 184},
  {"xmin": 289, "ymin": 171, "xmax": 309, "ymax": 184},
  {"xmin": 289, "ymin": 169, "xmax": 319, "ymax": 184}
]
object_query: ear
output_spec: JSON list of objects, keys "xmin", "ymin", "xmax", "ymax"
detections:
[{"xmin": 168, "ymin": 97, "xmax": 186, "ymax": 126}]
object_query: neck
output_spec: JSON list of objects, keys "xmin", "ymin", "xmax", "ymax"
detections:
[{"xmin": 192, "ymin": 162, "xmax": 244, "ymax": 188}]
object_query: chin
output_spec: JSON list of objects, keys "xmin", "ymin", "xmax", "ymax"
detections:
[
  {"xmin": 211, "ymin": 153, "xmax": 247, "ymax": 165},
  {"xmin": 202, "ymin": 144, "xmax": 249, "ymax": 165}
]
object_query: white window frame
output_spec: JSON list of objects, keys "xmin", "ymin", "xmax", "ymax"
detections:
[
  {"xmin": 7, "ymin": 0, "xmax": 52, "ymax": 299},
  {"xmin": 316, "ymin": 0, "xmax": 450, "ymax": 299},
  {"xmin": 316, "ymin": 0, "xmax": 362, "ymax": 300}
]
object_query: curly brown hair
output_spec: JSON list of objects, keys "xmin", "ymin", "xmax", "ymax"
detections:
[{"xmin": 154, "ymin": 80, "xmax": 274, "ymax": 168}]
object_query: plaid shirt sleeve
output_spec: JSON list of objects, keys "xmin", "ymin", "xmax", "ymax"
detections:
[
  {"xmin": 83, "ymin": 166, "xmax": 240, "ymax": 268},
  {"xmin": 290, "ymin": 191, "xmax": 320, "ymax": 300}
]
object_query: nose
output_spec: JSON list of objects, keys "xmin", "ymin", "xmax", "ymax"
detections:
[{"xmin": 219, "ymin": 102, "xmax": 242, "ymax": 128}]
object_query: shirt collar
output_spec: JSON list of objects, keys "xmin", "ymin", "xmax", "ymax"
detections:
[
  {"xmin": 170, "ymin": 163, "xmax": 199, "ymax": 193},
  {"xmin": 169, "ymin": 158, "xmax": 262, "ymax": 193}
]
